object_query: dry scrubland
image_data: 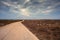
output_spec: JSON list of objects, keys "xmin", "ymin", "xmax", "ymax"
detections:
[
  {"xmin": 22, "ymin": 20, "xmax": 60, "ymax": 40},
  {"xmin": 0, "ymin": 20, "xmax": 60, "ymax": 40},
  {"xmin": 0, "ymin": 20, "xmax": 21, "ymax": 26}
]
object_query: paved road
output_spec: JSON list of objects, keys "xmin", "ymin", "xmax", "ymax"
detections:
[{"xmin": 0, "ymin": 22, "xmax": 39, "ymax": 40}]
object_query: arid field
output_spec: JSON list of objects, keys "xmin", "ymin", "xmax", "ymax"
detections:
[{"xmin": 0, "ymin": 20, "xmax": 60, "ymax": 40}]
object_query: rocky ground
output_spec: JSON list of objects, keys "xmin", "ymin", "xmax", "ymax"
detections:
[{"xmin": 0, "ymin": 20, "xmax": 60, "ymax": 40}]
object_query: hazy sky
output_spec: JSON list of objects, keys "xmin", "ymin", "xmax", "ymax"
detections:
[{"xmin": 0, "ymin": 0, "xmax": 60, "ymax": 19}]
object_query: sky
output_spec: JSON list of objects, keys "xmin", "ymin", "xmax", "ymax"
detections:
[{"xmin": 0, "ymin": 0, "xmax": 60, "ymax": 19}]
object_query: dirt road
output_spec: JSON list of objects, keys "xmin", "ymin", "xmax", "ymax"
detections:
[{"xmin": 0, "ymin": 22, "xmax": 39, "ymax": 40}]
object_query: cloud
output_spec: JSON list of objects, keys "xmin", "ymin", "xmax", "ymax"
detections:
[
  {"xmin": 2, "ymin": 1, "xmax": 30, "ymax": 16},
  {"xmin": 40, "ymin": 6, "xmax": 53, "ymax": 14},
  {"xmin": 2, "ymin": 1, "xmax": 13, "ymax": 7},
  {"xmin": 19, "ymin": 8, "xmax": 30, "ymax": 16},
  {"xmin": 38, "ymin": 0, "xmax": 47, "ymax": 2},
  {"xmin": 1, "ymin": 0, "xmax": 60, "ymax": 18},
  {"xmin": 41, "ymin": 9, "xmax": 53, "ymax": 14},
  {"xmin": 25, "ymin": 0, "xmax": 30, "ymax": 3}
]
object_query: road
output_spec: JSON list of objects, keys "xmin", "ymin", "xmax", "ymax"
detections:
[{"xmin": 0, "ymin": 22, "xmax": 39, "ymax": 40}]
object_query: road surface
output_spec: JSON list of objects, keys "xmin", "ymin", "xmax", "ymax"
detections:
[{"xmin": 0, "ymin": 22, "xmax": 39, "ymax": 40}]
